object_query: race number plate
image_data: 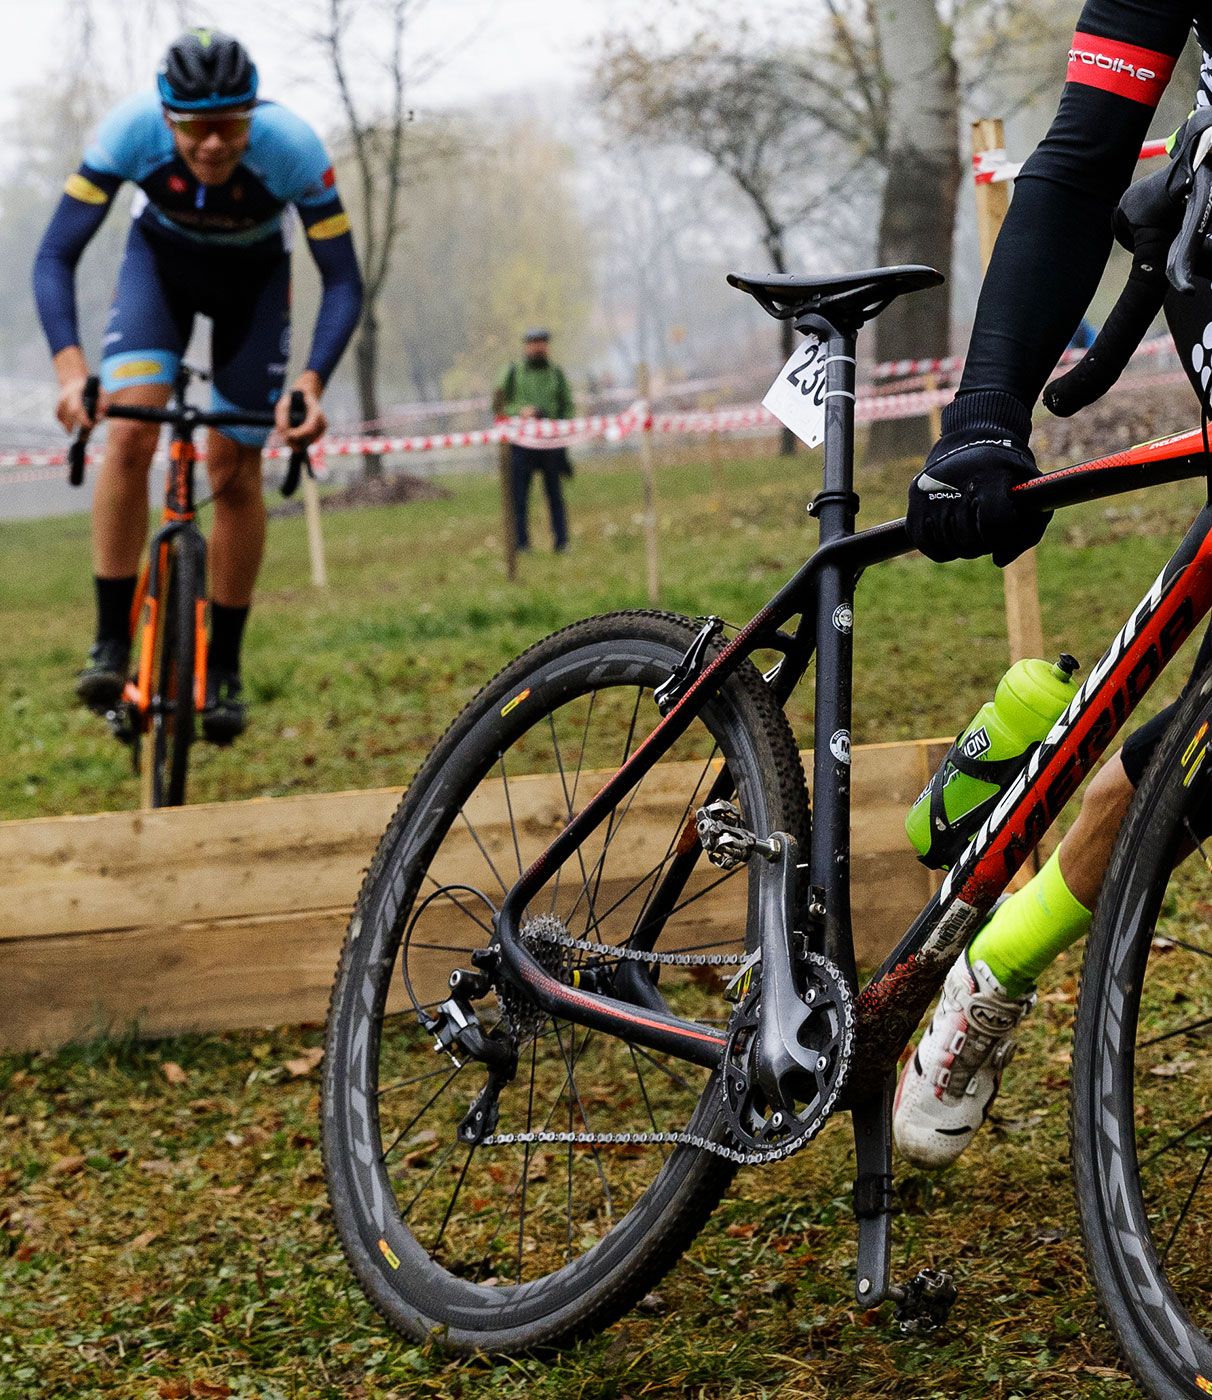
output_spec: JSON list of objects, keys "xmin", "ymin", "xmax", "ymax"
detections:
[{"xmin": 762, "ymin": 337, "xmax": 828, "ymax": 448}]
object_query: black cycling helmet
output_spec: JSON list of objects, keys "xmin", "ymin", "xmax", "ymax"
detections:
[{"xmin": 157, "ymin": 28, "xmax": 258, "ymax": 112}]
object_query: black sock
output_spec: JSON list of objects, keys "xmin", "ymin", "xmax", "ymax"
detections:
[
  {"xmin": 208, "ymin": 602, "xmax": 249, "ymax": 676},
  {"xmin": 94, "ymin": 575, "xmax": 138, "ymax": 645}
]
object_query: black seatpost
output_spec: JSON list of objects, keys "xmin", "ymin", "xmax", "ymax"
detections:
[{"xmin": 797, "ymin": 314, "xmax": 860, "ymax": 995}]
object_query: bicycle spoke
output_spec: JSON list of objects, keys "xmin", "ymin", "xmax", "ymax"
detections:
[
  {"xmin": 1139, "ymin": 1110, "xmax": 1212, "ymax": 1170},
  {"xmin": 498, "ymin": 752, "xmax": 525, "ymax": 880},
  {"xmin": 1140, "ymin": 1011, "xmax": 1212, "ymax": 1049},
  {"xmin": 548, "ymin": 708, "xmax": 595, "ymax": 915},
  {"xmin": 517, "ymin": 1035, "xmax": 539, "ymax": 1283},
  {"xmin": 628, "ymin": 1042, "xmax": 671, "ymax": 1161},
  {"xmin": 629, "ymin": 749, "xmax": 720, "ymax": 937},
  {"xmin": 382, "ymin": 1061, "xmax": 467, "ymax": 1162},
  {"xmin": 401, "ymin": 1136, "xmax": 462, "ymax": 1222},
  {"xmin": 1161, "ymin": 1139, "xmax": 1212, "ymax": 1265},
  {"xmin": 571, "ymin": 686, "xmax": 645, "ymax": 937},
  {"xmin": 377, "ymin": 1063, "xmax": 462, "ymax": 1099},
  {"xmin": 553, "ymin": 1019, "xmax": 616, "ymax": 1222},
  {"xmin": 432, "ymin": 1146, "xmax": 478, "ymax": 1256},
  {"xmin": 627, "ymin": 1042, "xmax": 701, "ymax": 1097},
  {"xmin": 455, "ymin": 809, "xmax": 510, "ymax": 898}
]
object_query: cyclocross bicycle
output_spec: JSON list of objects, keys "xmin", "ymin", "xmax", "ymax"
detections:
[
  {"xmin": 323, "ymin": 260, "xmax": 1212, "ymax": 1400},
  {"xmin": 69, "ymin": 366, "xmax": 308, "ymax": 807}
]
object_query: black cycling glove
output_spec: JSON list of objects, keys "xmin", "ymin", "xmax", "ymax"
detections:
[{"xmin": 907, "ymin": 391, "xmax": 1050, "ymax": 567}]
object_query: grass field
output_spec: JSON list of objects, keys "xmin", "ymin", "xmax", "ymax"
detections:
[
  {"xmin": 3, "ymin": 445, "xmax": 1210, "ymax": 1398},
  {"xmin": 1, "ymin": 447, "xmax": 1205, "ymax": 820}
]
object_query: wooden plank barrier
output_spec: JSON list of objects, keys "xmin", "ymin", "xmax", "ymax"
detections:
[{"xmin": 0, "ymin": 738, "xmax": 956, "ymax": 1052}]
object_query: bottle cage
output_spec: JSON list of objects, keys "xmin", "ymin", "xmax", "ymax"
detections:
[{"xmin": 917, "ymin": 733, "xmax": 1039, "ymax": 870}]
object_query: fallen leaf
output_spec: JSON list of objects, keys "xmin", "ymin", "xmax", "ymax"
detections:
[
  {"xmin": 15, "ymin": 1244, "xmax": 33, "ymax": 1261},
  {"xmin": 284, "ymin": 1047, "xmax": 324, "ymax": 1078},
  {"xmin": 160, "ymin": 1062, "xmax": 189, "ymax": 1085},
  {"xmin": 157, "ymin": 1381, "xmax": 190, "ymax": 1399},
  {"xmin": 191, "ymin": 1383, "xmax": 233, "ymax": 1399},
  {"xmin": 1150, "ymin": 1059, "xmax": 1195, "ymax": 1077},
  {"xmin": 212, "ymin": 1184, "xmax": 243, "ymax": 1197},
  {"xmin": 224, "ymin": 1134, "xmax": 244, "ymax": 1149},
  {"xmin": 129, "ymin": 1230, "xmax": 158, "ymax": 1250},
  {"xmin": 51, "ymin": 1154, "xmax": 86, "ymax": 1176},
  {"xmin": 725, "ymin": 1222, "xmax": 757, "ymax": 1239}
]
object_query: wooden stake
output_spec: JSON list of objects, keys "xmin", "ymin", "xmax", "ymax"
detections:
[
  {"xmin": 498, "ymin": 437, "xmax": 517, "ymax": 582},
  {"xmin": 302, "ymin": 466, "xmax": 328, "ymax": 589},
  {"xmin": 637, "ymin": 362, "xmax": 659, "ymax": 605}
]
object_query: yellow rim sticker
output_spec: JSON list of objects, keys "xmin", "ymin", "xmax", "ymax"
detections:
[
  {"xmin": 1182, "ymin": 722, "xmax": 1209, "ymax": 767},
  {"xmin": 65, "ymin": 173, "xmax": 110, "ymax": 205},
  {"xmin": 378, "ymin": 1238, "xmax": 400, "ymax": 1269},
  {"xmin": 307, "ymin": 211, "xmax": 352, "ymax": 241},
  {"xmin": 1195, "ymin": 1376, "xmax": 1212, "ymax": 1395},
  {"xmin": 501, "ymin": 688, "xmax": 530, "ymax": 718},
  {"xmin": 112, "ymin": 359, "xmax": 166, "ymax": 381}
]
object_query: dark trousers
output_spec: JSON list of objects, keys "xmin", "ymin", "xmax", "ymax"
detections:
[{"xmin": 510, "ymin": 445, "xmax": 569, "ymax": 550}]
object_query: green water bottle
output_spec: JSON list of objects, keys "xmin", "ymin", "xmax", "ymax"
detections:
[{"xmin": 905, "ymin": 653, "xmax": 1081, "ymax": 868}]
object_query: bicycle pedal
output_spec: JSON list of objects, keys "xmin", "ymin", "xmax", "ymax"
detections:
[
  {"xmin": 696, "ymin": 800, "xmax": 781, "ymax": 870},
  {"xmin": 890, "ymin": 1268, "xmax": 957, "ymax": 1334}
]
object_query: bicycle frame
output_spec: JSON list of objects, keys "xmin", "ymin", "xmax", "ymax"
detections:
[
  {"xmin": 126, "ymin": 431, "xmax": 209, "ymax": 727},
  {"xmin": 490, "ymin": 314, "xmax": 1212, "ymax": 1100}
]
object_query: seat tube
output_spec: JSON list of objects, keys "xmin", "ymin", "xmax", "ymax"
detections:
[{"xmin": 808, "ymin": 324, "xmax": 859, "ymax": 992}]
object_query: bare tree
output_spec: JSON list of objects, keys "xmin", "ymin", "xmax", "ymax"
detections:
[
  {"xmin": 599, "ymin": 38, "xmax": 869, "ymax": 453},
  {"xmin": 316, "ymin": 0, "xmax": 415, "ymax": 476},
  {"xmin": 598, "ymin": 0, "xmax": 1071, "ymax": 458}
]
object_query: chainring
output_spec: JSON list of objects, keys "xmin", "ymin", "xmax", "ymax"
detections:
[{"xmin": 720, "ymin": 950, "xmax": 854, "ymax": 1157}]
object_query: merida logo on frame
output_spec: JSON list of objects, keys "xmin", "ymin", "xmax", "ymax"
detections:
[{"xmin": 1068, "ymin": 47, "xmax": 1156, "ymax": 82}]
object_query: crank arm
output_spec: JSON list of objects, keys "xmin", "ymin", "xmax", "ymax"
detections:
[{"xmin": 753, "ymin": 833, "xmax": 830, "ymax": 1112}]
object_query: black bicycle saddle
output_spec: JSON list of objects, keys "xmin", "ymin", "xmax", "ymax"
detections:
[{"xmin": 728, "ymin": 265, "xmax": 944, "ymax": 330}]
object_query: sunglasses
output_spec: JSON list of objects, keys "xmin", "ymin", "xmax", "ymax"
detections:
[{"xmin": 165, "ymin": 109, "xmax": 253, "ymax": 140}]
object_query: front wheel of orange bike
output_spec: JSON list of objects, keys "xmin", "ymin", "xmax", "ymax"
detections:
[{"xmin": 140, "ymin": 533, "xmax": 201, "ymax": 808}]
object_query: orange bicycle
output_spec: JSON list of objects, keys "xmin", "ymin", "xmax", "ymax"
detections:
[{"xmin": 69, "ymin": 364, "xmax": 307, "ymax": 807}]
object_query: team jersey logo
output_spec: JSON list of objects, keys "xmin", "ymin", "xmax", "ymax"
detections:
[
  {"xmin": 168, "ymin": 174, "xmax": 188, "ymax": 194},
  {"xmin": 1066, "ymin": 31, "xmax": 1175, "ymax": 105},
  {"xmin": 322, "ymin": 166, "xmax": 336, "ymax": 188}
]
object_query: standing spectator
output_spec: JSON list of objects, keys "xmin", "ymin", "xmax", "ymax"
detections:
[{"xmin": 493, "ymin": 328, "xmax": 574, "ymax": 553}]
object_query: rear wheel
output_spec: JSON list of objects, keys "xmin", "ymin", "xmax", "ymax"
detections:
[
  {"xmin": 1073, "ymin": 658, "xmax": 1212, "ymax": 1398},
  {"xmin": 323, "ymin": 611, "xmax": 808, "ymax": 1353},
  {"xmin": 139, "ymin": 535, "xmax": 198, "ymax": 808}
]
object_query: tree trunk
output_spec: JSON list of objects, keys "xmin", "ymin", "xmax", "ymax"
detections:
[
  {"xmin": 355, "ymin": 307, "xmax": 383, "ymax": 479},
  {"xmin": 767, "ymin": 231, "xmax": 796, "ymax": 457},
  {"xmin": 866, "ymin": 0, "xmax": 960, "ymax": 464},
  {"xmin": 779, "ymin": 316, "xmax": 796, "ymax": 457}
]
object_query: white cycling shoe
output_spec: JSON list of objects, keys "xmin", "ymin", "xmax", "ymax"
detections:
[{"xmin": 893, "ymin": 949, "xmax": 1036, "ymax": 1168}]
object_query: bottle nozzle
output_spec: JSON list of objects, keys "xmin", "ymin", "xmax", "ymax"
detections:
[{"xmin": 1054, "ymin": 653, "xmax": 1080, "ymax": 679}]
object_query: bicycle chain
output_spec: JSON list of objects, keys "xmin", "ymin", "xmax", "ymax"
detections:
[
  {"xmin": 520, "ymin": 914, "xmax": 753, "ymax": 968},
  {"xmin": 482, "ymin": 921, "xmax": 837, "ymax": 1167}
]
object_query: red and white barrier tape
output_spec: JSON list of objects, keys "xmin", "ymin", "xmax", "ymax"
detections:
[
  {"xmin": 870, "ymin": 331, "xmax": 1174, "ymax": 383},
  {"xmin": 972, "ymin": 134, "xmax": 1169, "ymax": 187},
  {"xmin": 0, "ymin": 346, "xmax": 1191, "ymax": 483}
]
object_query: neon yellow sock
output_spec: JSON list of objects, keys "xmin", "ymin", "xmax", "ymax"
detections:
[{"xmin": 967, "ymin": 849, "xmax": 1092, "ymax": 996}]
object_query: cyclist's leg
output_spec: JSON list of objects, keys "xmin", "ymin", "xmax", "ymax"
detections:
[
  {"xmin": 511, "ymin": 445, "xmax": 534, "ymax": 549},
  {"xmin": 202, "ymin": 252, "xmax": 290, "ymax": 738},
  {"xmin": 896, "ymin": 631, "xmax": 1212, "ymax": 1165},
  {"xmin": 540, "ymin": 449, "xmax": 570, "ymax": 550},
  {"xmin": 81, "ymin": 225, "xmax": 188, "ymax": 705}
]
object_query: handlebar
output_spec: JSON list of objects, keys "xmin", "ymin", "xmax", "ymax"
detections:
[
  {"xmin": 67, "ymin": 377, "xmax": 313, "ymax": 496},
  {"xmin": 1043, "ymin": 271, "xmax": 1167, "ymax": 418}
]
